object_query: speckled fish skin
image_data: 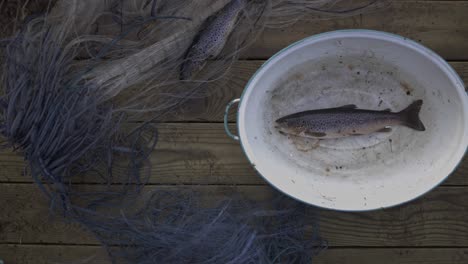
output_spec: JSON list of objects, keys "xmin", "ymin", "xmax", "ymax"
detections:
[
  {"xmin": 180, "ymin": 0, "xmax": 246, "ymax": 80},
  {"xmin": 275, "ymin": 100, "xmax": 426, "ymax": 139}
]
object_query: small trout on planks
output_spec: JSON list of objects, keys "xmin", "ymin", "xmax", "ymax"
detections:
[
  {"xmin": 180, "ymin": 0, "xmax": 246, "ymax": 80},
  {"xmin": 275, "ymin": 100, "xmax": 426, "ymax": 139}
]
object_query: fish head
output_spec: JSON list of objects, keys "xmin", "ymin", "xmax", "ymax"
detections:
[{"xmin": 275, "ymin": 116, "xmax": 306, "ymax": 136}]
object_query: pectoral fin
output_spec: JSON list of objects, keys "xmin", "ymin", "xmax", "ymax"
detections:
[
  {"xmin": 377, "ymin": 127, "xmax": 392, "ymax": 133},
  {"xmin": 309, "ymin": 132, "xmax": 327, "ymax": 137}
]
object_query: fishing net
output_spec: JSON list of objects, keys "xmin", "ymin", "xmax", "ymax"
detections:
[
  {"xmin": 0, "ymin": 0, "xmax": 388, "ymax": 263},
  {"xmin": 71, "ymin": 190, "xmax": 327, "ymax": 264}
]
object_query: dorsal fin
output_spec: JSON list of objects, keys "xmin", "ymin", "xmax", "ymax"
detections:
[{"xmin": 338, "ymin": 104, "xmax": 357, "ymax": 109}]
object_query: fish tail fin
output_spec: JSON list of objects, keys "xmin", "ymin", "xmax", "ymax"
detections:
[{"xmin": 398, "ymin": 100, "xmax": 426, "ymax": 131}]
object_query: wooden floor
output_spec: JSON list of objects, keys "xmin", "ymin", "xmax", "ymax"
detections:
[{"xmin": 1, "ymin": 1, "xmax": 468, "ymax": 263}]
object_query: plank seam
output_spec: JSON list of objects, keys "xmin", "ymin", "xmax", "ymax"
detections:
[{"xmin": 2, "ymin": 243, "xmax": 468, "ymax": 249}]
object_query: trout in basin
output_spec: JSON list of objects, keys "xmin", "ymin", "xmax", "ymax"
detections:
[{"xmin": 275, "ymin": 100, "xmax": 426, "ymax": 139}]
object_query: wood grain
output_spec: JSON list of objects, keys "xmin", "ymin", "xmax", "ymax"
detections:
[
  {"xmin": 1, "ymin": 245, "xmax": 468, "ymax": 264},
  {"xmin": 245, "ymin": 1, "xmax": 468, "ymax": 60},
  {"xmin": 1, "ymin": 123, "xmax": 466, "ymax": 186},
  {"xmin": 1, "ymin": 184, "xmax": 468, "ymax": 247}
]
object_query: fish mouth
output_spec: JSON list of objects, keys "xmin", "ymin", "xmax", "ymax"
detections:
[
  {"xmin": 274, "ymin": 125, "xmax": 290, "ymax": 136},
  {"xmin": 274, "ymin": 119, "xmax": 295, "ymax": 136},
  {"xmin": 274, "ymin": 118, "xmax": 291, "ymax": 133}
]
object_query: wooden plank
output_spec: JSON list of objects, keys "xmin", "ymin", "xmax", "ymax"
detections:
[
  {"xmin": 1, "ymin": 123, "xmax": 466, "ymax": 186},
  {"xmin": 1, "ymin": 245, "xmax": 468, "ymax": 264},
  {"xmin": 246, "ymin": 1, "xmax": 468, "ymax": 60},
  {"xmin": 0, "ymin": 245, "xmax": 110, "ymax": 264},
  {"xmin": 151, "ymin": 61, "xmax": 468, "ymax": 122},
  {"xmin": 92, "ymin": 1, "xmax": 468, "ymax": 60},
  {"xmin": 1, "ymin": 184, "xmax": 468, "ymax": 247},
  {"xmin": 451, "ymin": 61, "xmax": 468, "ymax": 84},
  {"xmin": 0, "ymin": 61, "xmax": 465, "ymax": 125},
  {"xmin": 315, "ymin": 248, "xmax": 468, "ymax": 264}
]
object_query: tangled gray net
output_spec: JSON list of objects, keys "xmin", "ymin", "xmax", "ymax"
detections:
[{"xmin": 0, "ymin": 0, "xmax": 388, "ymax": 263}]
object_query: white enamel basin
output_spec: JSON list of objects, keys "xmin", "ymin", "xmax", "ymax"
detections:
[{"xmin": 225, "ymin": 30, "xmax": 468, "ymax": 211}]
